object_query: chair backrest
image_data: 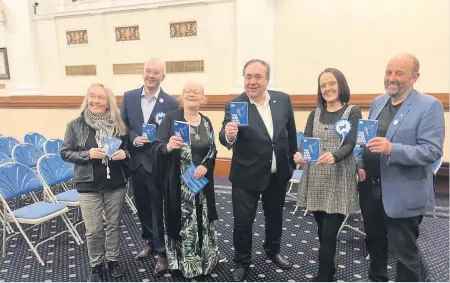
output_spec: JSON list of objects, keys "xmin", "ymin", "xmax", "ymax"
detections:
[
  {"xmin": 432, "ymin": 157, "xmax": 443, "ymax": 175},
  {"xmin": 0, "ymin": 152, "xmax": 12, "ymax": 165},
  {"xmin": 0, "ymin": 136, "xmax": 20, "ymax": 157},
  {"xmin": 292, "ymin": 169, "xmax": 303, "ymax": 181},
  {"xmin": 37, "ymin": 154, "xmax": 74, "ymax": 186},
  {"xmin": 24, "ymin": 132, "xmax": 47, "ymax": 150},
  {"xmin": 11, "ymin": 143, "xmax": 43, "ymax": 168},
  {"xmin": 0, "ymin": 162, "xmax": 44, "ymax": 200},
  {"xmin": 43, "ymin": 139, "xmax": 64, "ymax": 154},
  {"xmin": 296, "ymin": 131, "xmax": 304, "ymax": 149}
]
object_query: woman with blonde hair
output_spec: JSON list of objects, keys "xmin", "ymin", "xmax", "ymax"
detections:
[
  {"xmin": 61, "ymin": 83, "xmax": 130, "ymax": 282},
  {"xmin": 150, "ymin": 81, "xmax": 219, "ymax": 280}
]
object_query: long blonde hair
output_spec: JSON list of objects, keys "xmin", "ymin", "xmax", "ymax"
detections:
[{"xmin": 80, "ymin": 83, "xmax": 127, "ymax": 136}]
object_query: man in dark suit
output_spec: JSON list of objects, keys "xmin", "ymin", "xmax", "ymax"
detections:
[
  {"xmin": 219, "ymin": 59, "xmax": 297, "ymax": 281},
  {"xmin": 120, "ymin": 58, "xmax": 178, "ymax": 275}
]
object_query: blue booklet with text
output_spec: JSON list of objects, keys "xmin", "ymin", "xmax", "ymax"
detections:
[
  {"xmin": 181, "ymin": 163, "xmax": 209, "ymax": 195},
  {"xmin": 104, "ymin": 137, "xmax": 122, "ymax": 157},
  {"xmin": 356, "ymin": 119, "xmax": 378, "ymax": 145},
  {"xmin": 142, "ymin": 123, "xmax": 156, "ymax": 142},
  {"xmin": 230, "ymin": 102, "xmax": 249, "ymax": 126},
  {"xmin": 174, "ymin": 121, "xmax": 190, "ymax": 143},
  {"xmin": 302, "ymin": 137, "xmax": 320, "ymax": 162}
]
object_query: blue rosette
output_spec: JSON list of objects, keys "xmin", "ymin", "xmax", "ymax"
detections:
[
  {"xmin": 155, "ymin": 112, "xmax": 166, "ymax": 125},
  {"xmin": 334, "ymin": 118, "xmax": 352, "ymax": 147}
]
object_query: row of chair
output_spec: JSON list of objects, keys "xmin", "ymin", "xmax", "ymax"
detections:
[
  {"xmin": 0, "ymin": 157, "xmax": 84, "ymax": 266},
  {"xmin": 0, "ymin": 135, "xmax": 63, "ymax": 158},
  {"xmin": 0, "ymin": 132, "xmax": 138, "ymax": 265}
]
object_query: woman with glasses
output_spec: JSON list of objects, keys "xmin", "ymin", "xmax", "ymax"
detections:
[
  {"xmin": 150, "ymin": 81, "xmax": 219, "ymax": 280},
  {"xmin": 61, "ymin": 83, "xmax": 130, "ymax": 282}
]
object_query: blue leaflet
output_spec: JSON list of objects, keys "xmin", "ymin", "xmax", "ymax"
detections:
[
  {"xmin": 181, "ymin": 163, "xmax": 209, "ymax": 195},
  {"xmin": 302, "ymin": 137, "xmax": 320, "ymax": 162},
  {"xmin": 142, "ymin": 123, "xmax": 156, "ymax": 142},
  {"xmin": 230, "ymin": 102, "xmax": 249, "ymax": 126},
  {"xmin": 356, "ymin": 119, "xmax": 378, "ymax": 145}
]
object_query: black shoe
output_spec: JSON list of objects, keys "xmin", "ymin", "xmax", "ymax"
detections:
[
  {"xmin": 154, "ymin": 253, "xmax": 168, "ymax": 276},
  {"xmin": 136, "ymin": 244, "xmax": 154, "ymax": 260},
  {"xmin": 268, "ymin": 253, "xmax": 292, "ymax": 269},
  {"xmin": 89, "ymin": 264, "xmax": 103, "ymax": 282},
  {"xmin": 232, "ymin": 267, "xmax": 247, "ymax": 282},
  {"xmin": 107, "ymin": 261, "xmax": 124, "ymax": 278}
]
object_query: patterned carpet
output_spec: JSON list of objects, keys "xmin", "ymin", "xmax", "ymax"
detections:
[{"xmin": 0, "ymin": 178, "xmax": 448, "ymax": 282}]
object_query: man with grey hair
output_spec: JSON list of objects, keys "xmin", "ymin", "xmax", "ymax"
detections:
[
  {"xmin": 220, "ymin": 59, "xmax": 297, "ymax": 281},
  {"xmin": 357, "ymin": 53, "xmax": 445, "ymax": 281},
  {"xmin": 121, "ymin": 58, "xmax": 178, "ymax": 275}
]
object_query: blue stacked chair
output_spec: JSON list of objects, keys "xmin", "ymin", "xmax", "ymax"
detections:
[{"xmin": 0, "ymin": 162, "xmax": 83, "ymax": 266}]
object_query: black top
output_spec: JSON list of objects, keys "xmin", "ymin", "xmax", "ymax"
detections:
[
  {"xmin": 76, "ymin": 127, "xmax": 127, "ymax": 192},
  {"xmin": 363, "ymin": 99, "xmax": 402, "ymax": 177},
  {"xmin": 304, "ymin": 104, "xmax": 362, "ymax": 163},
  {"xmin": 190, "ymin": 118, "xmax": 210, "ymax": 167},
  {"xmin": 150, "ymin": 109, "xmax": 218, "ymax": 239}
]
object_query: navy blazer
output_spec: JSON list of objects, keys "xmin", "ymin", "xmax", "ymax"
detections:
[
  {"xmin": 357, "ymin": 89, "xmax": 445, "ymax": 218},
  {"xmin": 120, "ymin": 87, "xmax": 179, "ymax": 173},
  {"xmin": 219, "ymin": 90, "xmax": 297, "ymax": 191}
]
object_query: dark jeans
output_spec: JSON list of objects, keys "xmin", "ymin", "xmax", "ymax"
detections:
[
  {"xmin": 359, "ymin": 178, "xmax": 424, "ymax": 282},
  {"xmin": 232, "ymin": 174, "xmax": 286, "ymax": 268},
  {"xmin": 131, "ymin": 165, "xmax": 165, "ymax": 253},
  {"xmin": 313, "ymin": 211, "xmax": 345, "ymax": 281}
]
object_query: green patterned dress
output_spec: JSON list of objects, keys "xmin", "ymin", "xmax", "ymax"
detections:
[{"xmin": 165, "ymin": 117, "xmax": 219, "ymax": 279}]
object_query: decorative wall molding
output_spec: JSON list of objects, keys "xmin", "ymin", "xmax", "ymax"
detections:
[
  {"xmin": 65, "ymin": 65, "xmax": 97, "ymax": 76},
  {"xmin": 115, "ymin": 26, "xmax": 140, "ymax": 42},
  {"xmin": 0, "ymin": 93, "xmax": 447, "ymax": 111},
  {"xmin": 170, "ymin": 21, "xmax": 197, "ymax": 38},
  {"xmin": 166, "ymin": 60, "xmax": 204, "ymax": 73},
  {"xmin": 33, "ymin": 0, "xmax": 233, "ymax": 21},
  {"xmin": 113, "ymin": 63, "xmax": 144, "ymax": 75},
  {"xmin": 66, "ymin": 30, "xmax": 88, "ymax": 45}
]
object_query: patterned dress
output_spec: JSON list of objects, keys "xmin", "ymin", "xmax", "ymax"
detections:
[
  {"xmin": 164, "ymin": 117, "xmax": 219, "ymax": 279},
  {"xmin": 297, "ymin": 106, "xmax": 359, "ymax": 215}
]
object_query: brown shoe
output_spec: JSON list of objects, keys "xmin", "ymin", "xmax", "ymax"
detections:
[
  {"xmin": 135, "ymin": 245, "xmax": 154, "ymax": 260},
  {"xmin": 154, "ymin": 254, "xmax": 168, "ymax": 276}
]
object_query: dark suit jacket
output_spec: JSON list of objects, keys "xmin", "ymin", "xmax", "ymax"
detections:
[
  {"xmin": 219, "ymin": 90, "xmax": 297, "ymax": 191},
  {"xmin": 120, "ymin": 86, "xmax": 178, "ymax": 173}
]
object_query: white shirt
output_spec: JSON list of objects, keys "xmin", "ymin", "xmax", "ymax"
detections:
[
  {"xmin": 227, "ymin": 91, "xmax": 277, "ymax": 173},
  {"xmin": 141, "ymin": 87, "xmax": 161, "ymax": 123}
]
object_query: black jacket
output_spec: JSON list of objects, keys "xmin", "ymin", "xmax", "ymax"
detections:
[
  {"xmin": 219, "ymin": 90, "xmax": 297, "ymax": 191},
  {"xmin": 61, "ymin": 114, "xmax": 130, "ymax": 186},
  {"xmin": 149, "ymin": 108, "xmax": 218, "ymax": 239}
]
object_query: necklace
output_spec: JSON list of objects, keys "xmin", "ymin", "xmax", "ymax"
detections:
[{"xmin": 185, "ymin": 114, "xmax": 201, "ymax": 142}]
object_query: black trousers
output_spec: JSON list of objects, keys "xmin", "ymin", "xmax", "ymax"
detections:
[
  {"xmin": 131, "ymin": 165, "xmax": 165, "ymax": 253},
  {"xmin": 313, "ymin": 211, "xmax": 345, "ymax": 281},
  {"xmin": 359, "ymin": 178, "xmax": 423, "ymax": 282},
  {"xmin": 232, "ymin": 174, "xmax": 286, "ymax": 268}
]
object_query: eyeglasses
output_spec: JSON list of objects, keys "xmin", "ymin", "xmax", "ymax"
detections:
[
  {"xmin": 89, "ymin": 94, "xmax": 107, "ymax": 101},
  {"xmin": 183, "ymin": 90, "xmax": 202, "ymax": 95}
]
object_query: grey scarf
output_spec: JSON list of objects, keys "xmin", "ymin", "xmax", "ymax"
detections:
[{"xmin": 83, "ymin": 108, "xmax": 116, "ymax": 147}]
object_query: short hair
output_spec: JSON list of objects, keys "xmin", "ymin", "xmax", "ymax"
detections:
[
  {"xmin": 242, "ymin": 59, "xmax": 270, "ymax": 79},
  {"xmin": 177, "ymin": 81, "xmax": 207, "ymax": 107},
  {"xmin": 390, "ymin": 53, "xmax": 420, "ymax": 74},
  {"xmin": 317, "ymin": 68, "xmax": 351, "ymax": 108}
]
